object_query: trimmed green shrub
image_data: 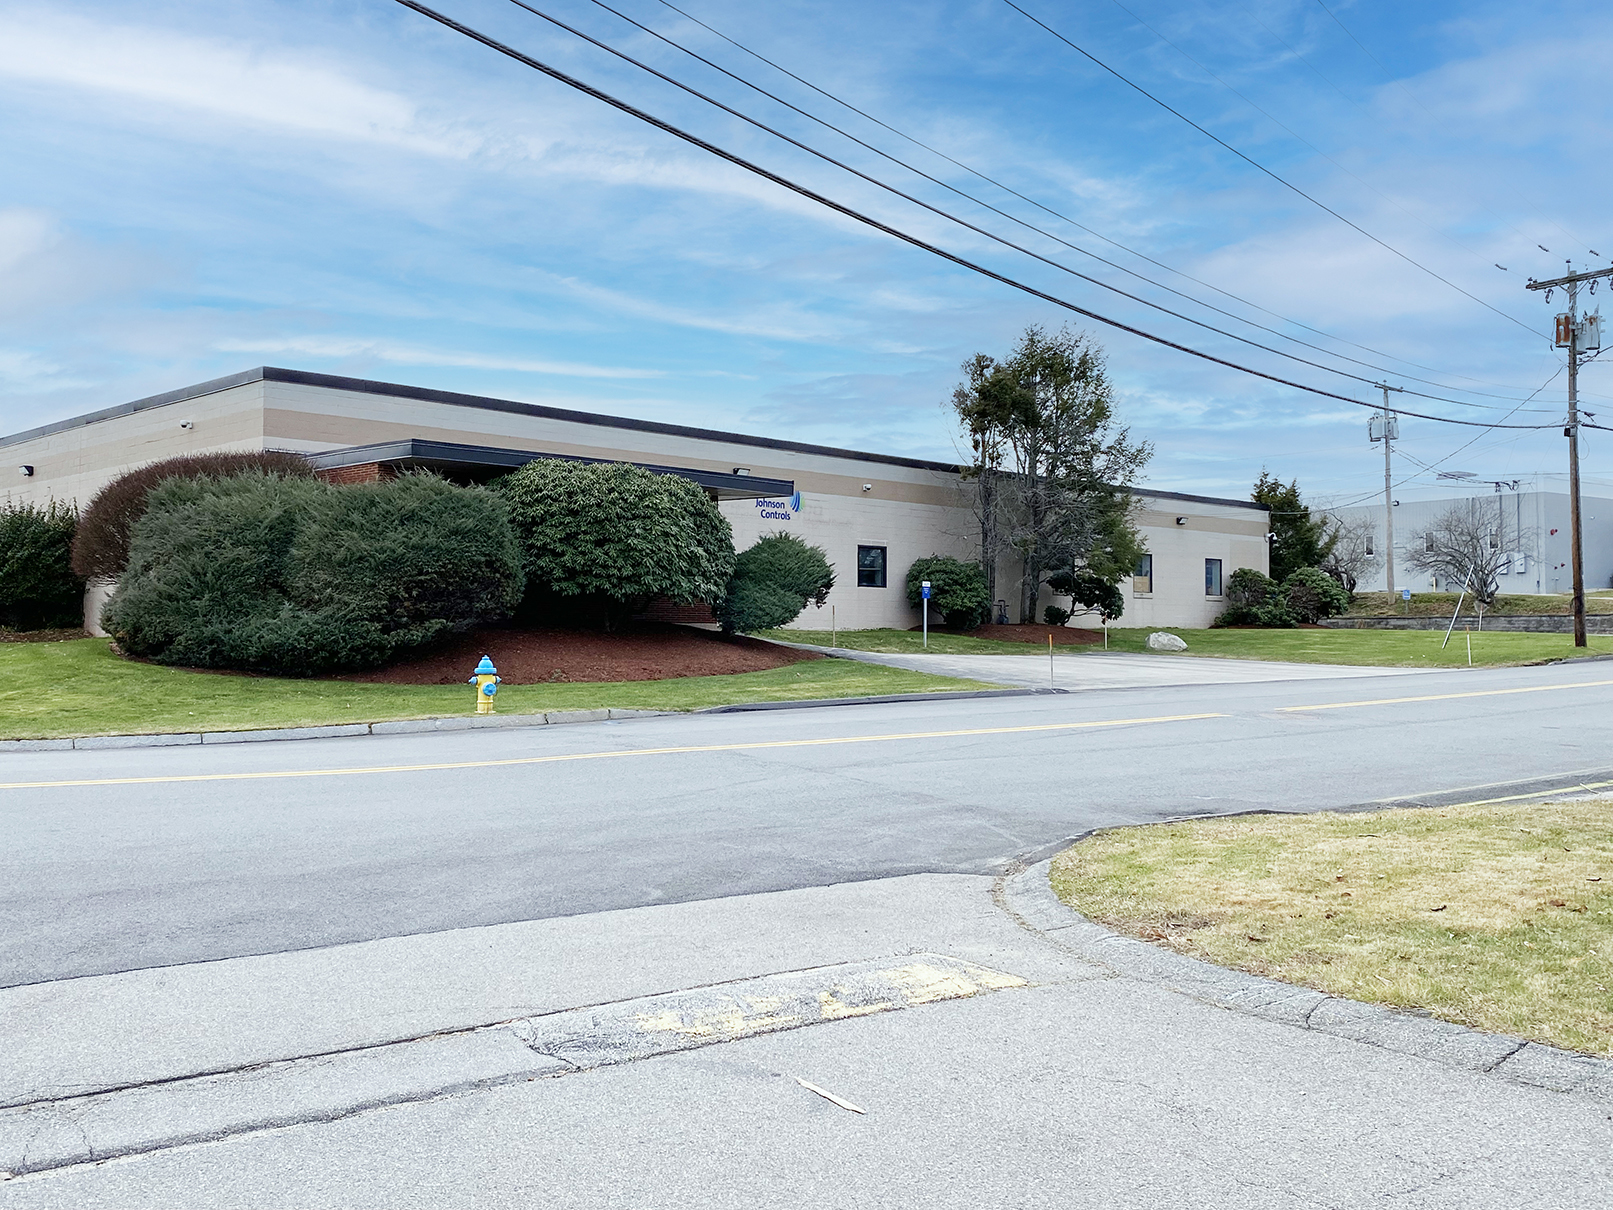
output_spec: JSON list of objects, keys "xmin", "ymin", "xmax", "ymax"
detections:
[
  {"xmin": 1282, "ymin": 566, "xmax": 1350, "ymax": 624},
  {"xmin": 103, "ymin": 472, "xmax": 523, "ymax": 675},
  {"xmin": 904, "ymin": 555, "xmax": 990, "ymax": 629},
  {"xmin": 0, "ymin": 500, "xmax": 85, "ymax": 630},
  {"xmin": 496, "ymin": 459, "xmax": 734, "ymax": 626},
  {"xmin": 1213, "ymin": 567, "xmax": 1294, "ymax": 627},
  {"xmin": 718, "ymin": 532, "xmax": 835, "ymax": 634},
  {"xmin": 1048, "ymin": 568, "xmax": 1126, "ymax": 622},
  {"xmin": 1043, "ymin": 605, "xmax": 1072, "ymax": 627},
  {"xmin": 72, "ymin": 451, "xmax": 314, "ymax": 581}
]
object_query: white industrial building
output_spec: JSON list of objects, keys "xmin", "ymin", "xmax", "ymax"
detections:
[
  {"xmin": 3, "ymin": 367, "xmax": 1270, "ymax": 632},
  {"xmin": 1330, "ymin": 488, "xmax": 1613, "ymax": 596}
]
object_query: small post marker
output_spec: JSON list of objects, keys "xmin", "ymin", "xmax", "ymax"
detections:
[
  {"xmin": 1049, "ymin": 633, "xmax": 1055, "ymax": 688},
  {"xmin": 921, "ymin": 580, "xmax": 931, "ymax": 649}
]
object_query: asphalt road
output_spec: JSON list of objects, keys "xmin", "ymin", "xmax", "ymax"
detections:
[{"xmin": 4, "ymin": 658, "xmax": 1611, "ymax": 989}]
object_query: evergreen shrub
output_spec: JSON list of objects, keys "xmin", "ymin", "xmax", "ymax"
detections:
[
  {"xmin": 0, "ymin": 500, "xmax": 85, "ymax": 630},
  {"xmin": 496, "ymin": 459, "xmax": 734, "ymax": 626},
  {"xmin": 718, "ymin": 532, "xmax": 835, "ymax": 634},
  {"xmin": 103, "ymin": 473, "xmax": 523, "ymax": 675},
  {"xmin": 904, "ymin": 555, "xmax": 990, "ymax": 629},
  {"xmin": 72, "ymin": 451, "xmax": 314, "ymax": 581}
]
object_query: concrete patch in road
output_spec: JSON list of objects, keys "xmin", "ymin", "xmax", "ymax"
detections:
[{"xmin": 0, "ymin": 954, "xmax": 1025, "ymax": 1177}]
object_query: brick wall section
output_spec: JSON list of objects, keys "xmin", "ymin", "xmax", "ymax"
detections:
[
  {"xmin": 637, "ymin": 598, "xmax": 719, "ymax": 625},
  {"xmin": 315, "ymin": 462, "xmax": 395, "ymax": 485}
]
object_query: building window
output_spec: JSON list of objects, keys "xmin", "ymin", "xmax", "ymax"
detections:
[
  {"xmin": 1425, "ymin": 532, "xmax": 1435, "ymax": 553},
  {"xmin": 1365, "ymin": 534, "xmax": 1374, "ymax": 555},
  {"xmin": 857, "ymin": 545, "xmax": 887, "ymax": 588},
  {"xmin": 1488, "ymin": 529, "xmax": 1499, "ymax": 551},
  {"xmin": 1133, "ymin": 553, "xmax": 1153, "ymax": 595},
  {"xmin": 1204, "ymin": 558, "xmax": 1223, "ymax": 597}
]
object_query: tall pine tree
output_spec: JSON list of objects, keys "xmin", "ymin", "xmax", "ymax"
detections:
[{"xmin": 1252, "ymin": 471, "xmax": 1334, "ymax": 583}]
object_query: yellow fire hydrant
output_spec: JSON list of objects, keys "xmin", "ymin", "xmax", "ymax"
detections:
[{"xmin": 468, "ymin": 655, "xmax": 501, "ymax": 714}]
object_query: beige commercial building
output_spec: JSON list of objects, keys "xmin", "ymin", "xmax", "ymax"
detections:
[{"xmin": 3, "ymin": 367, "xmax": 1269, "ymax": 631}]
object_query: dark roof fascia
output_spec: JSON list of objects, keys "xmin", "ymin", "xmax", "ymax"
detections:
[
  {"xmin": 304, "ymin": 438, "xmax": 794, "ymax": 499},
  {"xmin": 1138, "ymin": 487, "xmax": 1270, "ymax": 513},
  {"xmin": 0, "ymin": 368, "xmax": 265, "ymax": 448}
]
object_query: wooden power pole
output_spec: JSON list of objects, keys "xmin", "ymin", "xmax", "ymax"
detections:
[{"xmin": 1526, "ymin": 263, "xmax": 1610, "ymax": 648}]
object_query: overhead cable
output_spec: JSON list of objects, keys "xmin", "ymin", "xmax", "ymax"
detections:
[
  {"xmin": 391, "ymin": 0, "xmax": 1556, "ymax": 431},
  {"xmin": 577, "ymin": 0, "xmax": 1550, "ymax": 406},
  {"xmin": 651, "ymin": 0, "xmax": 1526, "ymax": 392},
  {"xmin": 1000, "ymin": 0, "xmax": 1540, "ymax": 337},
  {"xmin": 496, "ymin": 0, "xmax": 1548, "ymax": 413}
]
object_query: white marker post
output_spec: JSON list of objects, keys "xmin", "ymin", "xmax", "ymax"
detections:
[{"xmin": 921, "ymin": 580, "xmax": 931, "ymax": 649}]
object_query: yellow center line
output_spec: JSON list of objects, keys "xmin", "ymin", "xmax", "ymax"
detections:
[
  {"xmin": 0, "ymin": 712, "xmax": 1225, "ymax": 791},
  {"xmin": 1278, "ymin": 678, "xmax": 1613, "ymax": 712},
  {"xmin": 1437, "ymin": 778, "xmax": 1613, "ymax": 810}
]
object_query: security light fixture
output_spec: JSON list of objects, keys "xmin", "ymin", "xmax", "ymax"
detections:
[
  {"xmin": 732, "ymin": 467, "xmax": 749, "ymax": 476},
  {"xmin": 18, "ymin": 465, "xmax": 33, "ymax": 476},
  {"xmin": 179, "ymin": 420, "xmax": 194, "ymax": 430},
  {"xmin": 861, "ymin": 483, "xmax": 873, "ymax": 492},
  {"xmin": 1175, "ymin": 516, "xmax": 1188, "ymax": 525}
]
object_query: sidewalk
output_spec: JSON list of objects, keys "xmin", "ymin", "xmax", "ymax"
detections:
[{"xmin": 3, "ymin": 870, "xmax": 1605, "ymax": 1207}]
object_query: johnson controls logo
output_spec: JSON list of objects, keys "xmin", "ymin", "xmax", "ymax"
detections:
[{"xmin": 755, "ymin": 491, "xmax": 801, "ymax": 522}]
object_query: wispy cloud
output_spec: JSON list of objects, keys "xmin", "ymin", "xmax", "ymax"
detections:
[{"xmin": 212, "ymin": 336, "xmax": 664, "ymax": 379}]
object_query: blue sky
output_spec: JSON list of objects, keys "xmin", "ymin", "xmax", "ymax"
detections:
[{"xmin": 3, "ymin": 0, "xmax": 1611, "ymax": 506}]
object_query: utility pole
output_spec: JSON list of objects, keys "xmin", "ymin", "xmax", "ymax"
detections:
[
  {"xmin": 1369, "ymin": 384, "xmax": 1402, "ymax": 597},
  {"xmin": 1526, "ymin": 262, "xmax": 1610, "ymax": 647}
]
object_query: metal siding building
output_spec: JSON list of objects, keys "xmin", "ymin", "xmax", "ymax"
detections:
[{"xmin": 3, "ymin": 367, "xmax": 1269, "ymax": 632}]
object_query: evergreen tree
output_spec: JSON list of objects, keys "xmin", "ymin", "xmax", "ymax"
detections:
[{"xmin": 1252, "ymin": 471, "xmax": 1334, "ymax": 583}]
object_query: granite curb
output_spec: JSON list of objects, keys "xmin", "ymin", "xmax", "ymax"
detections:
[{"xmin": 1002, "ymin": 858, "xmax": 1613, "ymax": 1102}]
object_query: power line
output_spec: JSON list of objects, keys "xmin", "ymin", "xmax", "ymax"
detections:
[
  {"xmin": 498, "ymin": 0, "xmax": 1551, "ymax": 414},
  {"xmin": 651, "ymin": 0, "xmax": 1537, "ymax": 394},
  {"xmin": 391, "ymin": 0, "xmax": 1557, "ymax": 432},
  {"xmin": 1000, "ymin": 0, "xmax": 1541, "ymax": 337},
  {"xmin": 585, "ymin": 0, "xmax": 1553, "ymax": 407}
]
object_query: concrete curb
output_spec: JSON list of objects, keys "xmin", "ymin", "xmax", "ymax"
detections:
[
  {"xmin": 0, "ymin": 708, "xmax": 672, "ymax": 754},
  {"xmin": 1001, "ymin": 859, "xmax": 1613, "ymax": 1103}
]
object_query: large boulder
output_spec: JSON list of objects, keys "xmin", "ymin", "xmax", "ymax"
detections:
[{"xmin": 1145, "ymin": 631, "xmax": 1188, "ymax": 652}]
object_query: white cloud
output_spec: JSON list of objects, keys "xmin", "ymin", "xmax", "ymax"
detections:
[
  {"xmin": 212, "ymin": 336, "xmax": 664, "ymax": 379},
  {"xmin": 0, "ymin": 7, "xmax": 472, "ymax": 155}
]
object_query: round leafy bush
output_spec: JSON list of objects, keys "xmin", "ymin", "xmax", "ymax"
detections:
[
  {"xmin": 103, "ymin": 472, "xmax": 523, "ymax": 675},
  {"xmin": 904, "ymin": 555, "xmax": 989, "ymax": 629},
  {"xmin": 496, "ymin": 459, "xmax": 734, "ymax": 626},
  {"xmin": 1213, "ymin": 567, "xmax": 1294, "ymax": 627},
  {"xmin": 0, "ymin": 500, "xmax": 84, "ymax": 630},
  {"xmin": 718, "ymin": 532, "xmax": 835, "ymax": 634},
  {"xmin": 1043, "ymin": 605, "xmax": 1072, "ymax": 627},
  {"xmin": 71, "ymin": 451, "xmax": 314, "ymax": 581},
  {"xmin": 1282, "ymin": 566, "xmax": 1350, "ymax": 624},
  {"xmin": 1047, "ymin": 568, "xmax": 1126, "ymax": 622}
]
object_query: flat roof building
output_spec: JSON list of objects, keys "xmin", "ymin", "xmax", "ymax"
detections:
[{"xmin": 3, "ymin": 367, "xmax": 1269, "ymax": 632}]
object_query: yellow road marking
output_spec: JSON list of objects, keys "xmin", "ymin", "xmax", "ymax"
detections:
[
  {"xmin": 1438, "ymin": 778, "xmax": 1613, "ymax": 810},
  {"xmin": 1278, "ymin": 678, "xmax": 1613, "ymax": 713},
  {"xmin": 0, "ymin": 712, "xmax": 1224, "ymax": 791}
]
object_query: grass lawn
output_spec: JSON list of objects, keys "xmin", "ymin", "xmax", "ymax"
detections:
[
  {"xmin": 1346, "ymin": 591, "xmax": 1613, "ymax": 618},
  {"xmin": 768, "ymin": 626, "xmax": 1613, "ymax": 667},
  {"xmin": 0, "ymin": 639, "xmax": 999, "ymax": 740},
  {"xmin": 1051, "ymin": 801, "xmax": 1613, "ymax": 1056}
]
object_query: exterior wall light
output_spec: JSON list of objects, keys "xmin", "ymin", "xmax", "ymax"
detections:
[
  {"xmin": 861, "ymin": 483, "xmax": 873, "ymax": 492},
  {"xmin": 18, "ymin": 465, "xmax": 33, "ymax": 476},
  {"xmin": 732, "ymin": 467, "xmax": 749, "ymax": 476},
  {"xmin": 1175, "ymin": 516, "xmax": 1188, "ymax": 525},
  {"xmin": 179, "ymin": 420, "xmax": 194, "ymax": 430}
]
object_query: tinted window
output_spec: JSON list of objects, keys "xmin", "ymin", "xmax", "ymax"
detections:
[
  {"xmin": 857, "ymin": 545, "xmax": 887, "ymax": 588},
  {"xmin": 1205, "ymin": 558, "xmax": 1223, "ymax": 597}
]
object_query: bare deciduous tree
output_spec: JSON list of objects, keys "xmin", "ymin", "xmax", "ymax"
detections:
[
  {"xmin": 1319, "ymin": 512, "xmax": 1380, "ymax": 597},
  {"xmin": 1406, "ymin": 497, "xmax": 1531, "ymax": 619}
]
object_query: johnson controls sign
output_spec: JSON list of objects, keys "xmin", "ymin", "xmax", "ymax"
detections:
[{"xmin": 755, "ymin": 491, "xmax": 802, "ymax": 522}]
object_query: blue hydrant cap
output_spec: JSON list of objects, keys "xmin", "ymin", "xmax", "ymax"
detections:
[{"xmin": 474, "ymin": 655, "xmax": 497, "ymax": 675}]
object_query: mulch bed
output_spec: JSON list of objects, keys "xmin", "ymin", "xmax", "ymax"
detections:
[
  {"xmin": 1, "ymin": 628, "xmax": 88, "ymax": 643},
  {"xmin": 343, "ymin": 623, "xmax": 821, "ymax": 685},
  {"xmin": 914, "ymin": 622, "xmax": 1105, "ymax": 646}
]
